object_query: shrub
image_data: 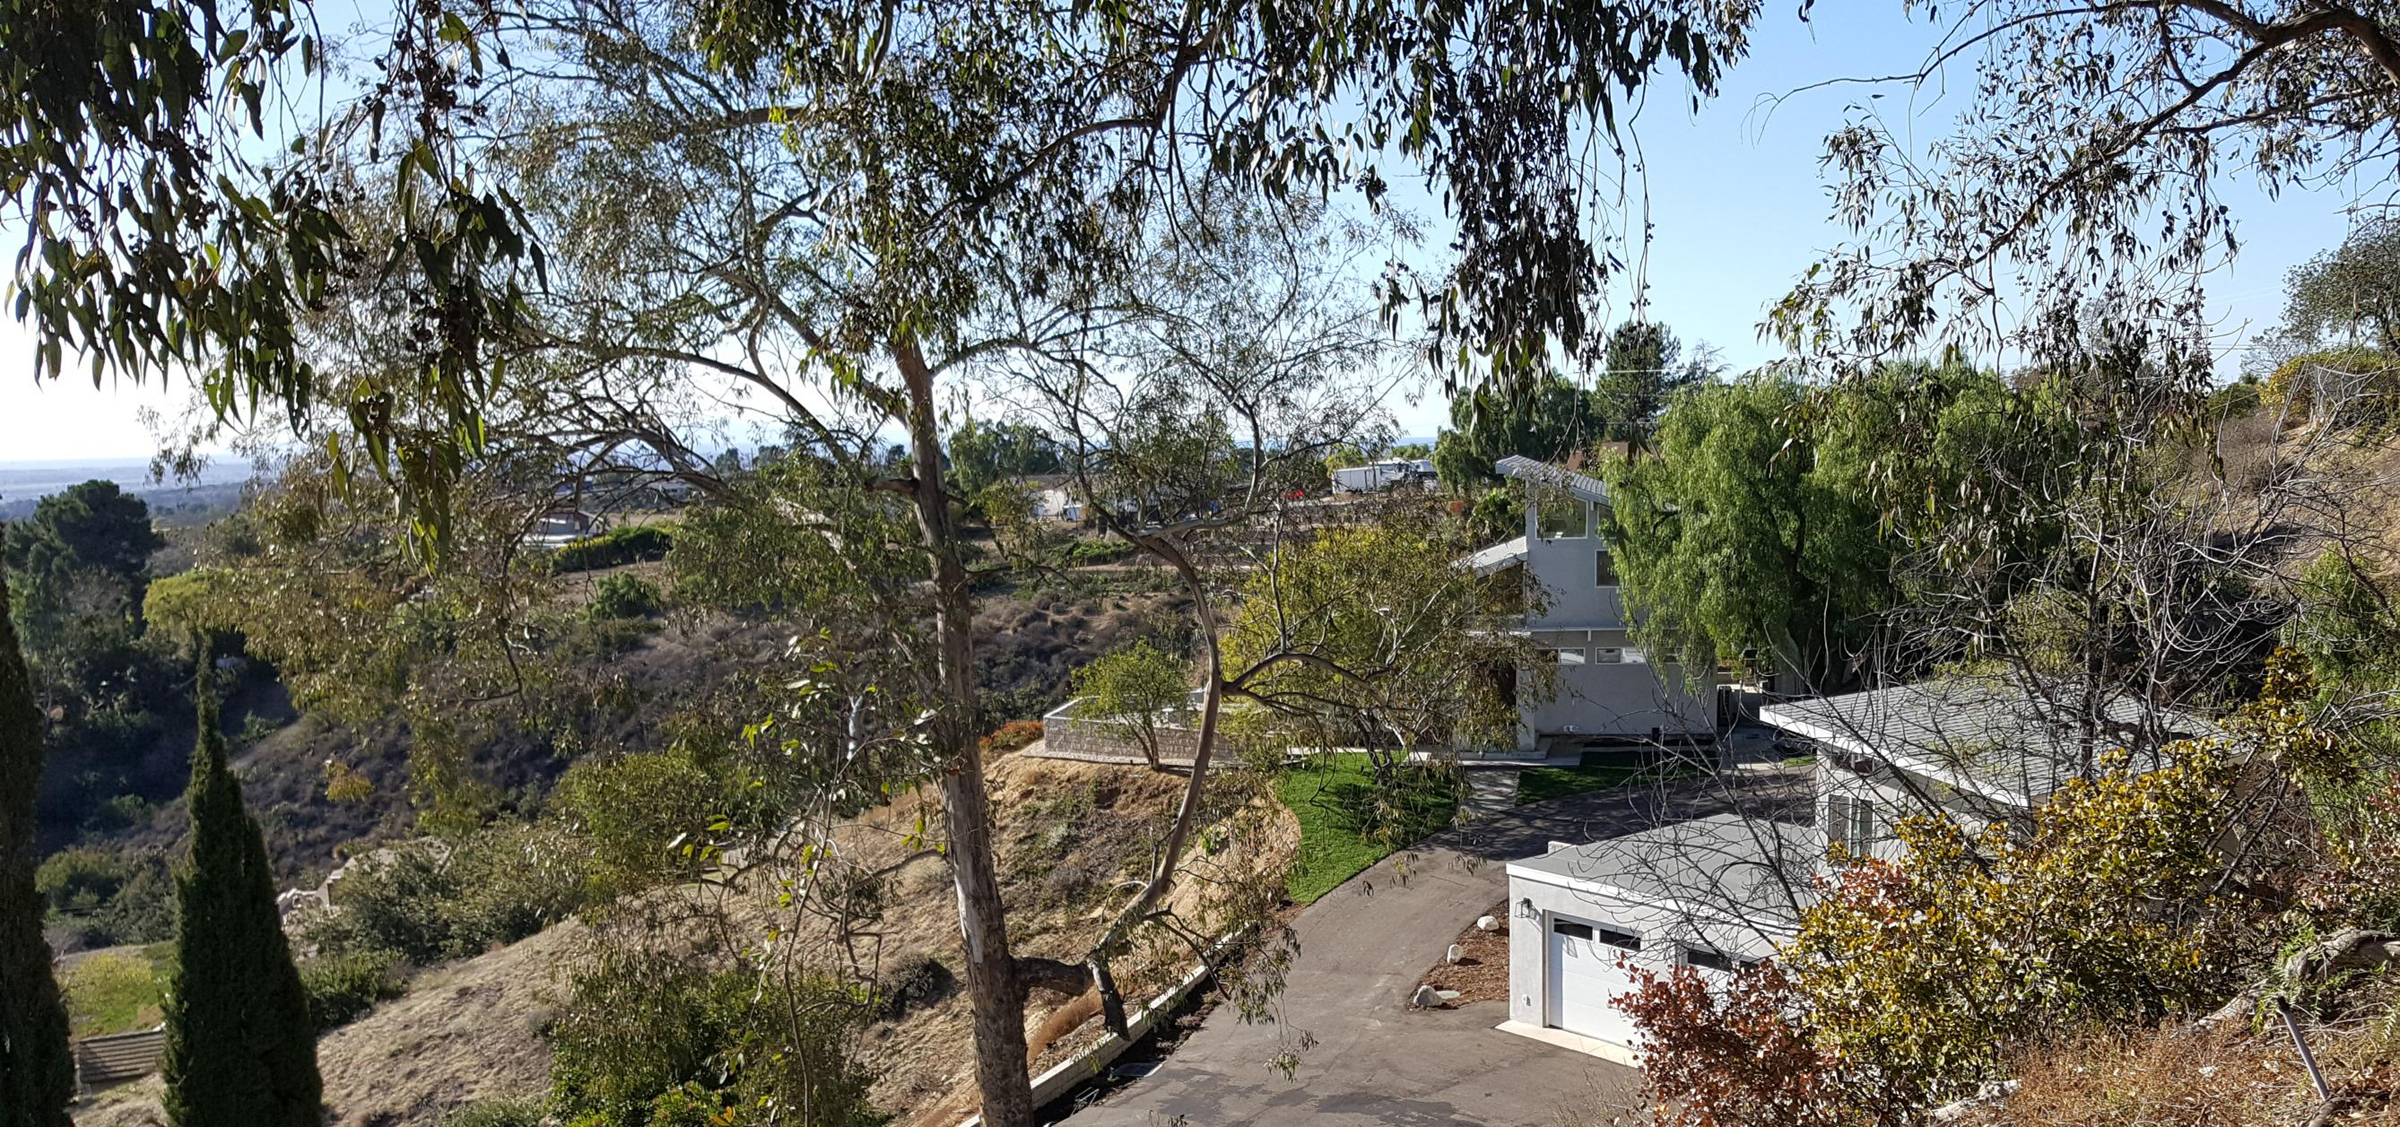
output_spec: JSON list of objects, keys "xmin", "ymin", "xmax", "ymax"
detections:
[
  {"xmin": 587, "ymin": 574, "xmax": 665, "ymax": 621},
  {"xmin": 310, "ymin": 823, "xmax": 597, "ymax": 964},
  {"xmin": 978, "ymin": 719, "xmax": 1046, "ymax": 757},
  {"xmin": 439, "ymin": 1099, "xmax": 547, "ymax": 1127},
  {"xmin": 553, "ymin": 751, "xmax": 722, "ymax": 894},
  {"xmin": 59, "ymin": 946, "xmax": 171, "ymax": 1037},
  {"xmin": 39, "ymin": 846, "xmax": 175, "ymax": 948},
  {"xmin": 548, "ymin": 940, "xmax": 878, "ymax": 1127},
  {"xmin": 299, "ymin": 949, "xmax": 405, "ymax": 1031},
  {"xmin": 550, "ymin": 525, "xmax": 676, "ymax": 574},
  {"xmin": 36, "ymin": 846, "xmax": 131, "ymax": 914},
  {"xmin": 873, "ymin": 952, "xmax": 956, "ymax": 1020},
  {"xmin": 1066, "ymin": 537, "xmax": 1135, "ymax": 566}
]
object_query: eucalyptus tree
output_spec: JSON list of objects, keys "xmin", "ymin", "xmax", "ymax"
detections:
[
  {"xmin": 28, "ymin": 0, "xmax": 1771, "ymax": 1120},
  {"xmin": 1774, "ymin": 1, "xmax": 2400, "ymax": 380},
  {"xmin": 993, "ymin": 186, "xmax": 1417, "ymax": 1039}
]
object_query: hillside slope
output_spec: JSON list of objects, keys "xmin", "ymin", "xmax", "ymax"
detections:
[{"xmin": 73, "ymin": 748, "xmax": 1291, "ymax": 1127}]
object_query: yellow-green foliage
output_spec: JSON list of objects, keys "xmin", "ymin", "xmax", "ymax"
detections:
[
  {"xmin": 1221, "ymin": 514, "xmax": 1523, "ymax": 750},
  {"xmin": 2261, "ymin": 346, "xmax": 2400, "ymax": 424},
  {"xmin": 59, "ymin": 946, "xmax": 171, "ymax": 1037},
  {"xmin": 1787, "ymin": 744, "xmax": 2238, "ymax": 1102},
  {"xmin": 1784, "ymin": 669, "xmax": 2337, "ymax": 1105}
]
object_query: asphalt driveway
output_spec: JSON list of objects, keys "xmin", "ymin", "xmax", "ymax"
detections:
[{"xmin": 1064, "ymin": 771, "xmax": 1796, "ymax": 1127}]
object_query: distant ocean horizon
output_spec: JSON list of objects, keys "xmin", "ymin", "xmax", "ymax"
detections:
[{"xmin": 0, "ymin": 456, "xmax": 257, "ymax": 521}]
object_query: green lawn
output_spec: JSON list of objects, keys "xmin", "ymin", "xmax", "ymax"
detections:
[
  {"xmin": 60, "ymin": 944, "xmax": 173, "ymax": 1037},
  {"xmin": 1515, "ymin": 752, "xmax": 1702, "ymax": 805},
  {"xmin": 1275, "ymin": 754, "xmax": 1459, "ymax": 904}
]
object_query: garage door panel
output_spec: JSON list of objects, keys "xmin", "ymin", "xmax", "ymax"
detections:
[{"xmin": 1546, "ymin": 914, "xmax": 1641, "ymax": 1046}]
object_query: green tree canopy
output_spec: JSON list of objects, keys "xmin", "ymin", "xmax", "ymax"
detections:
[
  {"xmin": 2281, "ymin": 213, "xmax": 2400, "ymax": 355},
  {"xmin": 1591, "ymin": 319, "xmax": 1715, "ymax": 445},
  {"xmin": 1598, "ymin": 373, "xmax": 1892, "ymax": 690},
  {"xmin": 2, "ymin": 481, "xmax": 165, "ymax": 688},
  {"xmin": 1072, "ymin": 639, "xmax": 1192, "ymax": 771},
  {"xmin": 1431, "ymin": 376, "xmax": 1602, "ymax": 491},
  {"xmin": 946, "ymin": 417, "xmax": 1065, "ymax": 501}
]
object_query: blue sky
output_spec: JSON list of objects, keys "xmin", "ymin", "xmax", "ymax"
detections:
[{"xmin": 0, "ymin": 5, "xmax": 2365, "ymax": 461}]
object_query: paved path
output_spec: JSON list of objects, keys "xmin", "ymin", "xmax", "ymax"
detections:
[{"xmin": 1064, "ymin": 774, "xmax": 1800, "ymax": 1127}]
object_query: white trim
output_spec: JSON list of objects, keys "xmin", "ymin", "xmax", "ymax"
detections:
[
  {"xmin": 1494, "ymin": 1019, "xmax": 1642, "ymax": 1066},
  {"xmin": 1761, "ymin": 707, "xmax": 2035, "ymax": 809},
  {"xmin": 1503, "ymin": 860, "xmax": 1802, "ymax": 942}
]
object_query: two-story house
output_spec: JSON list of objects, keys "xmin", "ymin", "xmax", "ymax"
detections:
[{"xmin": 1470, "ymin": 455, "xmax": 1717, "ymax": 753}]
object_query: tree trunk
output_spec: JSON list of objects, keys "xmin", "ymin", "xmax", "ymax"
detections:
[
  {"xmin": 1079, "ymin": 537, "xmax": 1227, "ymax": 1023},
  {"xmin": 894, "ymin": 337, "xmax": 1038, "ymax": 1127}
]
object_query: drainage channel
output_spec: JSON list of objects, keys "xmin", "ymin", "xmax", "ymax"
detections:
[{"xmin": 1034, "ymin": 969, "xmax": 1224, "ymax": 1126}]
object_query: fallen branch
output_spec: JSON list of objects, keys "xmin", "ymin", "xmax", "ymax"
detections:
[{"xmin": 2196, "ymin": 927, "xmax": 2400, "ymax": 1033}]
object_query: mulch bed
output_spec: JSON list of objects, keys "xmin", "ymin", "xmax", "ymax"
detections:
[{"xmin": 1417, "ymin": 898, "xmax": 1512, "ymax": 1005}]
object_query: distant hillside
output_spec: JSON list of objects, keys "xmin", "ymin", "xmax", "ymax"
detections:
[{"xmin": 0, "ymin": 459, "xmax": 253, "ymax": 525}]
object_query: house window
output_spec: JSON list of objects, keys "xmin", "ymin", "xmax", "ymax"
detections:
[
  {"xmin": 1682, "ymin": 945, "xmax": 1736, "ymax": 972},
  {"xmin": 1536, "ymin": 493, "xmax": 1589, "ymax": 539},
  {"xmin": 1555, "ymin": 918, "xmax": 1642, "ymax": 951},
  {"xmin": 1828, "ymin": 794, "xmax": 1878, "ymax": 855},
  {"xmin": 1595, "ymin": 549, "xmax": 1618, "ymax": 586},
  {"xmin": 1591, "ymin": 647, "xmax": 1624, "ymax": 664},
  {"xmin": 1547, "ymin": 647, "xmax": 1588, "ymax": 666}
]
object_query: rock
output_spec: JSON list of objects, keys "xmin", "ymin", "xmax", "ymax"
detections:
[
  {"xmin": 1446, "ymin": 943, "xmax": 1464, "ymax": 964},
  {"xmin": 1435, "ymin": 989, "xmax": 1462, "ymax": 1002},
  {"xmin": 1475, "ymin": 915, "xmax": 1499, "ymax": 932},
  {"xmin": 1411, "ymin": 985, "xmax": 1440, "ymax": 1008}
]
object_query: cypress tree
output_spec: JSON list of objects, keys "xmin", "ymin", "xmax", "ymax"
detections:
[
  {"xmin": 160, "ymin": 649, "xmax": 321, "ymax": 1127},
  {"xmin": 0, "ymin": 533, "xmax": 73, "ymax": 1127}
]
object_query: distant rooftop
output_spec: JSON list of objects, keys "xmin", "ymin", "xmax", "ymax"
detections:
[
  {"xmin": 1495, "ymin": 455, "xmax": 1608, "ymax": 505},
  {"xmin": 1762, "ymin": 680, "xmax": 2215, "ymax": 808},
  {"xmin": 1510, "ymin": 813, "xmax": 1819, "ymax": 930}
]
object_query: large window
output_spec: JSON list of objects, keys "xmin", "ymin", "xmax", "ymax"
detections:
[{"xmin": 1536, "ymin": 492, "xmax": 1589, "ymax": 539}]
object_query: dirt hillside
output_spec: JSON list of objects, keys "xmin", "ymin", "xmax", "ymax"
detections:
[{"xmin": 73, "ymin": 748, "xmax": 1293, "ymax": 1127}]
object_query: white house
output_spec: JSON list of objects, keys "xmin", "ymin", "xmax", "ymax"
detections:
[
  {"xmin": 1018, "ymin": 474, "xmax": 1083, "ymax": 523},
  {"xmin": 1762, "ymin": 679, "xmax": 2210, "ymax": 862},
  {"xmin": 1500, "ymin": 814, "xmax": 1817, "ymax": 1064},
  {"xmin": 1473, "ymin": 455, "xmax": 1716, "ymax": 751},
  {"xmin": 1500, "ymin": 676, "xmax": 2209, "ymax": 1061}
]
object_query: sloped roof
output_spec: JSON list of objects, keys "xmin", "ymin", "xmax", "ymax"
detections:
[
  {"xmin": 1762, "ymin": 680, "xmax": 2215, "ymax": 808},
  {"xmin": 1495, "ymin": 454, "xmax": 1608, "ymax": 505},
  {"xmin": 1511, "ymin": 813, "xmax": 1819, "ymax": 929}
]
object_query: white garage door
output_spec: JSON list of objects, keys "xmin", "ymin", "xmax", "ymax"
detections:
[{"xmin": 1546, "ymin": 915, "xmax": 1642, "ymax": 1045}]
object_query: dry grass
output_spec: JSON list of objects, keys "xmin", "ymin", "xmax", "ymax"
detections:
[{"xmin": 1970, "ymin": 977, "xmax": 2400, "ymax": 1127}]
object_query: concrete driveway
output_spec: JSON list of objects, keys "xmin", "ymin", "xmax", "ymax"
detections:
[{"xmin": 1064, "ymin": 772, "xmax": 1794, "ymax": 1127}]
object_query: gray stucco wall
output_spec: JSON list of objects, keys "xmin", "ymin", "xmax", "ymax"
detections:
[{"xmin": 1518, "ymin": 657, "xmax": 1717, "ymax": 745}]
